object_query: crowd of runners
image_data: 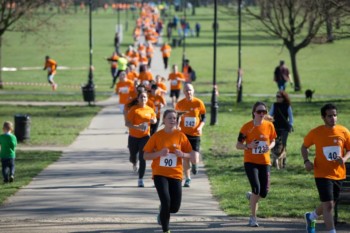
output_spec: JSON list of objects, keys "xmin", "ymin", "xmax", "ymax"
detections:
[
  {"xmin": 105, "ymin": 3, "xmax": 350, "ymax": 233},
  {"xmin": 1, "ymin": 3, "xmax": 348, "ymax": 233}
]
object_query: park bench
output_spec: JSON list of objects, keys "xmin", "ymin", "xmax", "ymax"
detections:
[{"xmin": 334, "ymin": 162, "xmax": 350, "ymax": 224}]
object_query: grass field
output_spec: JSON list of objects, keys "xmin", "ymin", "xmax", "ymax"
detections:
[{"xmin": 1, "ymin": 4, "xmax": 350, "ymax": 222}]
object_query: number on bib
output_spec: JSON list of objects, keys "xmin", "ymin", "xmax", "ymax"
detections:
[
  {"xmin": 322, "ymin": 146, "xmax": 341, "ymax": 161},
  {"xmin": 184, "ymin": 117, "xmax": 196, "ymax": 127},
  {"xmin": 160, "ymin": 153, "xmax": 177, "ymax": 167},
  {"xmin": 252, "ymin": 141, "xmax": 267, "ymax": 154}
]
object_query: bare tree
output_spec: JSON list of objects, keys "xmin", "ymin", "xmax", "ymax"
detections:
[
  {"xmin": 246, "ymin": 0, "xmax": 346, "ymax": 91},
  {"xmin": 0, "ymin": 0, "xmax": 67, "ymax": 89}
]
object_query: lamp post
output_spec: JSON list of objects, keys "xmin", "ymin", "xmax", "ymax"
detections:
[
  {"xmin": 182, "ymin": 0, "xmax": 187, "ymax": 70},
  {"xmin": 236, "ymin": 0, "xmax": 243, "ymax": 103},
  {"xmin": 82, "ymin": 0, "xmax": 95, "ymax": 105},
  {"xmin": 210, "ymin": 0, "xmax": 218, "ymax": 125}
]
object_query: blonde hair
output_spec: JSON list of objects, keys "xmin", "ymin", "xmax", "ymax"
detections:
[{"xmin": 3, "ymin": 121, "xmax": 13, "ymax": 131}]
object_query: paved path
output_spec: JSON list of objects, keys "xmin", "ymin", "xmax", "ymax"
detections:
[{"xmin": 0, "ymin": 40, "xmax": 349, "ymax": 232}]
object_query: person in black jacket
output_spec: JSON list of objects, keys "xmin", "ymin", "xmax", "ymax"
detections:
[{"xmin": 269, "ymin": 91, "xmax": 294, "ymax": 167}]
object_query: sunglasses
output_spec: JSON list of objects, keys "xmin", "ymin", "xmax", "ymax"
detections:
[{"xmin": 255, "ymin": 110, "xmax": 267, "ymax": 114}]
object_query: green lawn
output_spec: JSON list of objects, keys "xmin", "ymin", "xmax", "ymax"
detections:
[{"xmin": 1, "ymin": 4, "xmax": 350, "ymax": 222}]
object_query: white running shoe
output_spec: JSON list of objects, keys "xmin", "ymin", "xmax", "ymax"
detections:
[
  {"xmin": 138, "ymin": 179, "xmax": 144, "ymax": 187},
  {"xmin": 248, "ymin": 216, "xmax": 259, "ymax": 227}
]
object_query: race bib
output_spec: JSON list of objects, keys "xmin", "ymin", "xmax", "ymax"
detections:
[
  {"xmin": 252, "ymin": 141, "xmax": 268, "ymax": 154},
  {"xmin": 142, "ymin": 80, "xmax": 150, "ymax": 86},
  {"xmin": 160, "ymin": 153, "xmax": 177, "ymax": 167},
  {"xmin": 323, "ymin": 146, "xmax": 341, "ymax": 161},
  {"xmin": 184, "ymin": 117, "xmax": 196, "ymax": 127},
  {"xmin": 171, "ymin": 80, "xmax": 178, "ymax": 86},
  {"xmin": 120, "ymin": 87, "xmax": 129, "ymax": 93}
]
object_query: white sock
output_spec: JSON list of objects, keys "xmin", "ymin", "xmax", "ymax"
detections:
[{"xmin": 329, "ymin": 229, "xmax": 336, "ymax": 233}]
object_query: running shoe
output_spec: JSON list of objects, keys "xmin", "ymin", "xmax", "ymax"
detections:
[
  {"xmin": 9, "ymin": 175, "xmax": 14, "ymax": 183},
  {"xmin": 163, "ymin": 231, "xmax": 171, "ymax": 233},
  {"xmin": 138, "ymin": 179, "xmax": 144, "ymax": 187},
  {"xmin": 184, "ymin": 178, "xmax": 191, "ymax": 187},
  {"xmin": 191, "ymin": 164, "xmax": 198, "ymax": 175},
  {"xmin": 248, "ymin": 216, "xmax": 259, "ymax": 227},
  {"xmin": 304, "ymin": 212, "xmax": 316, "ymax": 233},
  {"xmin": 246, "ymin": 191, "xmax": 252, "ymax": 201}
]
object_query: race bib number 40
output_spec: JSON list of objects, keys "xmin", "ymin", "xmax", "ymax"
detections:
[
  {"xmin": 160, "ymin": 153, "xmax": 177, "ymax": 167},
  {"xmin": 322, "ymin": 146, "xmax": 341, "ymax": 161},
  {"xmin": 184, "ymin": 117, "xmax": 196, "ymax": 127},
  {"xmin": 252, "ymin": 141, "xmax": 268, "ymax": 154}
]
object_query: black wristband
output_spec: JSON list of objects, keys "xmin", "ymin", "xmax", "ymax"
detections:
[{"xmin": 304, "ymin": 159, "xmax": 310, "ymax": 164}]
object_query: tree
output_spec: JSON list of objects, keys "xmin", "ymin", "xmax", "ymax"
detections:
[
  {"xmin": 246, "ymin": 0, "xmax": 347, "ymax": 91},
  {"xmin": 0, "ymin": 0, "xmax": 65, "ymax": 89}
]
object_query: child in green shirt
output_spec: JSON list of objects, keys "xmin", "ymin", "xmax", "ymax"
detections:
[{"xmin": 0, "ymin": 121, "xmax": 17, "ymax": 183}]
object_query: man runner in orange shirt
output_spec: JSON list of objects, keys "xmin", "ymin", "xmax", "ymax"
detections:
[
  {"xmin": 175, "ymin": 83, "xmax": 206, "ymax": 188},
  {"xmin": 301, "ymin": 103, "xmax": 350, "ymax": 233},
  {"xmin": 43, "ymin": 55, "xmax": 58, "ymax": 91}
]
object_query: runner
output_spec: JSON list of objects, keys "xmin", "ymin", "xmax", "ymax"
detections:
[
  {"xmin": 144, "ymin": 109, "xmax": 194, "ymax": 233},
  {"xmin": 106, "ymin": 51, "xmax": 119, "ymax": 88},
  {"xmin": 175, "ymin": 83, "xmax": 206, "ymax": 188},
  {"xmin": 236, "ymin": 101, "xmax": 276, "ymax": 227},
  {"xmin": 168, "ymin": 64, "xmax": 185, "ymax": 108},
  {"xmin": 43, "ymin": 55, "xmax": 58, "ymax": 91},
  {"xmin": 115, "ymin": 71, "xmax": 134, "ymax": 134},
  {"xmin": 301, "ymin": 103, "xmax": 350, "ymax": 233},
  {"xmin": 125, "ymin": 91, "xmax": 157, "ymax": 187},
  {"xmin": 160, "ymin": 42, "xmax": 172, "ymax": 69},
  {"xmin": 148, "ymin": 84, "xmax": 166, "ymax": 135}
]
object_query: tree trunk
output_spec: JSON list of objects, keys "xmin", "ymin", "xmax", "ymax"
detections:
[
  {"xmin": 326, "ymin": 15, "xmax": 334, "ymax": 42},
  {"xmin": 0, "ymin": 35, "xmax": 3, "ymax": 89},
  {"xmin": 289, "ymin": 48, "xmax": 301, "ymax": 91}
]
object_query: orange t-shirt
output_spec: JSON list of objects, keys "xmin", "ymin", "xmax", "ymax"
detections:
[
  {"xmin": 168, "ymin": 72, "xmax": 185, "ymax": 90},
  {"xmin": 160, "ymin": 44, "xmax": 171, "ymax": 58},
  {"xmin": 139, "ymin": 71, "xmax": 154, "ymax": 87},
  {"xmin": 116, "ymin": 79, "xmax": 134, "ymax": 104},
  {"xmin": 175, "ymin": 97, "xmax": 206, "ymax": 137},
  {"xmin": 148, "ymin": 94, "xmax": 166, "ymax": 118},
  {"xmin": 146, "ymin": 45, "xmax": 154, "ymax": 58},
  {"xmin": 127, "ymin": 105, "xmax": 156, "ymax": 138},
  {"xmin": 156, "ymin": 82, "xmax": 167, "ymax": 94},
  {"xmin": 143, "ymin": 129, "xmax": 192, "ymax": 180},
  {"xmin": 127, "ymin": 71, "xmax": 139, "ymax": 82},
  {"xmin": 239, "ymin": 120, "xmax": 277, "ymax": 165},
  {"xmin": 303, "ymin": 125, "xmax": 350, "ymax": 180},
  {"xmin": 44, "ymin": 59, "xmax": 57, "ymax": 75}
]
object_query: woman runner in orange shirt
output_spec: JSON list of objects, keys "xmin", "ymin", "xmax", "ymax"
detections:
[
  {"xmin": 236, "ymin": 101, "xmax": 276, "ymax": 227},
  {"xmin": 144, "ymin": 109, "xmax": 193, "ymax": 233},
  {"xmin": 126, "ymin": 90, "xmax": 157, "ymax": 187}
]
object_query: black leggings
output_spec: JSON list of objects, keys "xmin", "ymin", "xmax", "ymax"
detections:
[
  {"xmin": 128, "ymin": 135, "xmax": 149, "ymax": 179},
  {"xmin": 244, "ymin": 162, "xmax": 270, "ymax": 198},
  {"xmin": 154, "ymin": 175, "xmax": 182, "ymax": 232},
  {"xmin": 163, "ymin": 57, "xmax": 169, "ymax": 69},
  {"xmin": 150, "ymin": 118, "xmax": 160, "ymax": 136}
]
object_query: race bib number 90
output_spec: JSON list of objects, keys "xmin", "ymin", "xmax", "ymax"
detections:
[
  {"xmin": 184, "ymin": 117, "xmax": 196, "ymax": 127},
  {"xmin": 160, "ymin": 153, "xmax": 177, "ymax": 167},
  {"xmin": 322, "ymin": 146, "xmax": 341, "ymax": 161},
  {"xmin": 252, "ymin": 141, "xmax": 267, "ymax": 154}
]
